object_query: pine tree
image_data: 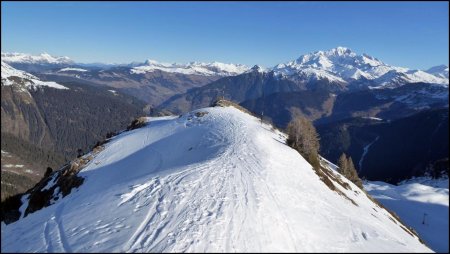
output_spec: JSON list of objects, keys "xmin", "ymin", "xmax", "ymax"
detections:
[
  {"xmin": 337, "ymin": 153, "xmax": 348, "ymax": 176},
  {"xmin": 287, "ymin": 116, "xmax": 320, "ymax": 169},
  {"xmin": 337, "ymin": 153, "xmax": 363, "ymax": 189},
  {"xmin": 347, "ymin": 157, "xmax": 363, "ymax": 189}
]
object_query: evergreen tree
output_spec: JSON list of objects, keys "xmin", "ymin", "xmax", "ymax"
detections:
[
  {"xmin": 338, "ymin": 153, "xmax": 348, "ymax": 176},
  {"xmin": 287, "ymin": 116, "xmax": 320, "ymax": 169},
  {"xmin": 337, "ymin": 153, "xmax": 363, "ymax": 189},
  {"xmin": 44, "ymin": 167, "xmax": 53, "ymax": 178},
  {"xmin": 347, "ymin": 157, "xmax": 363, "ymax": 189}
]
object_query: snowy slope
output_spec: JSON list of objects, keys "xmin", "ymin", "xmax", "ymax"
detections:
[
  {"xmin": 130, "ymin": 60, "xmax": 249, "ymax": 76},
  {"xmin": 272, "ymin": 47, "xmax": 449, "ymax": 87},
  {"xmin": 1, "ymin": 61, "xmax": 68, "ymax": 90},
  {"xmin": 1, "ymin": 106, "xmax": 431, "ymax": 252},
  {"xmin": 365, "ymin": 177, "xmax": 449, "ymax": 253},
  {"xmin": 1, "ymin": 52, "xmax": 73, "ymax": 65}
]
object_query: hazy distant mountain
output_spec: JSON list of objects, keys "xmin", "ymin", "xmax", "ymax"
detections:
[{"xmin": 426, "ymin": 64, "xmax": 449, "ymax": 79}]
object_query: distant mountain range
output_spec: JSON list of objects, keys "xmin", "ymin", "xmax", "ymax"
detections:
[{"xmin": 3, "ymin": 47, "xmax": 448, "ymax": 87}]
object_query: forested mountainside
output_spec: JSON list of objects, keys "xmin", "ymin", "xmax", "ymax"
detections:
[
  {"xmin": 2, "ymin": 64, "xmax": 147, "ymax": 199},
  {"xmin": 317, "ymin": 108, "xmax": 449, "ymax": 183}
]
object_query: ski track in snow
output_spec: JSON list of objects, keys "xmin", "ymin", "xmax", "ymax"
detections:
[
  {"xmin": 124, "ymin": 115, "xmax": 266, "ymax": 252},
  {"xmin": 112, "ymin": 112, "xmax": 299, "ymax": 252},
  {"xmin": 43, "ymin": 204, "xmax": 71, "ymax": 253}
]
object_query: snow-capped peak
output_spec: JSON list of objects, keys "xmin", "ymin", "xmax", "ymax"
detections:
[
  {"xmin": 272, "ymin": 47, "xmax": 448, "ymax": 86},
  {"xmin": 1, "ymin": 61, "xmax": 68, "ymax": 90},
  {"xmin": 1, "ymin": 52, "xmax": 74, "ymax": 65},
  {"xmin": 325, "ymin": 46, "xmax": 355, "ymax": 57},
  {"xmin": 131, "ymin": 59, "xmax": 249, "ymax": 76},
  {"xmin": 248, "ymin": 64, "xmax": 266, "ymax": 73}
]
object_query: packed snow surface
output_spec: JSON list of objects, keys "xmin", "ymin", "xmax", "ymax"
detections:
[
  {"xmin": 1, "ymin": 107, "xmax": 430, "ymax": 252},
  {"xmin": 1, "ymin": 61, "xmax": 68, "ymax": 90},
  {"xmin": 365, "ymin": 177, "xmax": 449, "ymax": 253}
]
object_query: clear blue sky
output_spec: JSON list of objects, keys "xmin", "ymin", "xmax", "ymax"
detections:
[{"xmin": 1, "ymin": 1, "xmax": 448, "ymax": 69}]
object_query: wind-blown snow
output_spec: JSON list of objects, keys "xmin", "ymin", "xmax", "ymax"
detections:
[
  {"xmin": 1, "ymin": 107, "xmax": 430, "ymax": 252},
  {"xmin": 131, "ymin": 60, "xmax": 249, "ymax": 76},
  {"xmin": 1, "ymin": 61, "xmax": 68, "ymax": 90},
  {"xmin": 365, "ymin": 177, "xmax": 449, "ymax": 253}
]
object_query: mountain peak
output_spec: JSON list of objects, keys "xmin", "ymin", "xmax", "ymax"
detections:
[
  {"xmin": 326, "ymin": 46, "xmax": 355, "ymax": 56},
  {"xmin": 427, "ymin": 64, "xmax": 449, "ymax": 72},
  {"xmin": 426, "ymin": 64, "xmax": 449, "ymax": 79},
  {"xmin": 250, "ymin": 64, "xmax": 264, "ymax": 72},
  {"xmin": 144, "ymin": 59, "xmax": 171, "ymax": 67}
]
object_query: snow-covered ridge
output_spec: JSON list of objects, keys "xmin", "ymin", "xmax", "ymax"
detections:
[
  {"xmin": 272, "ymin": 47, "xmax": 449, "ymax": 86},
  {"xmin": 1, "ymin": 106, "xmax": 430, "ymax": 252},
  {"xmin": 58, "ymin": 67, "xmax": 88, "ymax": 72},
  {"xmin": 1, "ymin": 52, "xmax": 73, "ymax": 65},
  {"xmin": 1, "ymin": 61, "xmax": 68, "ymax": 90},
  {"xmin": 131, "ymin": 59, "xmax": 249, "ymax": 76}
]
